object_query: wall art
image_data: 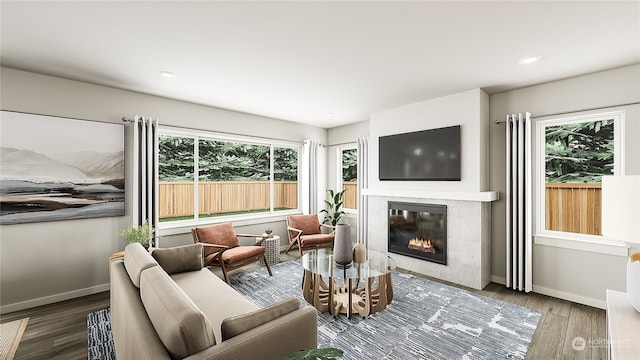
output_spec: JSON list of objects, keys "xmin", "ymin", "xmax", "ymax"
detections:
[{"xmin": 0, "ymin": 111, "xmax": 125, "ymax": 224}]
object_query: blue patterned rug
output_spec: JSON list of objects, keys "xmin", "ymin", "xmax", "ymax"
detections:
[{"xmin": 88, "ymin": 260, "xmax": 540, "ymax": 359}]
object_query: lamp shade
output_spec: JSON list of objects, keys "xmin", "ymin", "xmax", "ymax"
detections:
[{"xmin": 602, "ymin": 175, "xmax": 640, "ymax": 245}]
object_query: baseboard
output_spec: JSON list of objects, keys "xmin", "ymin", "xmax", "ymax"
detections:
[
  {"xmin": 532, "ymin": 285, "xmax": 606, "ymax": 309},
  {"xmin": 0, "ymin": 283, "xmax": 110, "ymax": 314},
  {"xmin": 489, "ymin": 275, "xmax": 605, "ymax": 309},
  {"xmin": 491, "ymin": 275, "xmax": 506, "ymax": 285}
]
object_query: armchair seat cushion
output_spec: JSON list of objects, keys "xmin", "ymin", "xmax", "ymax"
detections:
[
  {"xmin": 300, "ymin": 234, "xmax": 334, "ymax": 246},
  {"xmin": 221, "ymin": 246, "xmax": 265, "ymax": 264}
]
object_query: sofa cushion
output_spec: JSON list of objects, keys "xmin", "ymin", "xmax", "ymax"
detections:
[
  {"xmin": 152, "ymin": 244, "xmax": 203, "ymax": 275},
  {"xmin": 221, "ymin": 298, "xmax": 301, "ymax": 341},
  {"xmin": 124, "ymin": 242, "xmax": 158, "ymax": 288},
  {"xmin": 140, "ymin": 266, "xmax": 216, "ymax": 358},
  {"xmin": 170, "ymin": 269, "xmax": 259, "ymax": 343}
]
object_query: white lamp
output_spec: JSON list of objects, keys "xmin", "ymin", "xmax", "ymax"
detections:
[{"xmin": 602, "ymin": 175, "xmax": 640, "ymax": 312}]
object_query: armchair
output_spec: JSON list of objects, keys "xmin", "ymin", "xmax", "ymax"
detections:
[
  {"xmin": 285, "ymin": 214, "xmax": 335, "ymax": 256},
  {"xmin": 192, "ymin": 222, "xmax": 273, "ymax": 283}
]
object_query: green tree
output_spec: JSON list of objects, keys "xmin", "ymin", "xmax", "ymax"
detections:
[
  {"xmin": 160, "ymin": 135, "xmax": 299, "ymax": 182},
  {"xmin": 198, "ymin": 140, "xmax": 269, "ymax": 181},
  {"xmin": 342, "ymin": 149, "xmax": 357, "ymax": 182},
  {"xmin": 274, "ymin": 147, "xmax": 298, "ymax": 181},
  {"xmin": 545, "ymin": 119, "xmax": 614, "ymax": 183},
  {"xmin": 159, "ymin": 135, "xmax": 194, "ymax": 181}
]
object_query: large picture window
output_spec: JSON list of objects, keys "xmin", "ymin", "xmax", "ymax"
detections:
[
  {"xmin": 536, "ymin": 111, "xmax": 624, "ymax": 240},
  {"xmin": 158, "ymin": 129, "xmax": 300, "ymax": 225}
]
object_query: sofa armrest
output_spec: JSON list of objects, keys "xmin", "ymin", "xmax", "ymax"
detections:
[
  {"xmin": 110, "ymin": 260, "xmax": 171, "ymax": 360},
  {"xmin": 221, "ymin": 298, "xmax": 300, "ymax": 340},
  {"xmin": 183, "ymin": 306, "xmax": 318, "ymax": 360}
]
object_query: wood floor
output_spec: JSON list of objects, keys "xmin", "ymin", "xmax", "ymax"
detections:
[{"xmin": 1, "ymin": 254, "xmax": 606, "ymax": 360}]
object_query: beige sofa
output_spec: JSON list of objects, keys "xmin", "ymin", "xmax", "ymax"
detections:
[{"xmin": 109, "ymin": 242, "xmax": 318, "ymax": 360}]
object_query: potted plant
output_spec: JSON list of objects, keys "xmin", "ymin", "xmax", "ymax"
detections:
[
  {"xmin": 117, "ymin": 221, "xmax": 156, "ymax": 249},
  {"xmin": 320, "ymin": 188, "xmax": 347, "ymax": 226}
]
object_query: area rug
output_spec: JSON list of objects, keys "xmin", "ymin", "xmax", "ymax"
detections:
[
  {"xmin": 0, "ymin": 317, "xmax": 29, "ymax": 360},
  {"xmin": 231, "ymin": 261, "xmax": 540, "ymax": 359},
  {"xmin": 87, "ymin": 260, "xmax": 541, "ymax": 359},
  {"xmin": 87, "ymin": 309, "xmax": 115, "ymax": 360}
]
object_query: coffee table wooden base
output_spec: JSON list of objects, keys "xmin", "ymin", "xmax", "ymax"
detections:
[{"xmin": 302, "ymin": 269, "xmax": 393, "ymax": 318}]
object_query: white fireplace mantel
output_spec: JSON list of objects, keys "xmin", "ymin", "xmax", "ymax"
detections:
[
  {"xmin": 366, "ymin": 190, "xmax": 494, "ymax": 290},
  {"xmin": 362, "ymin": 188, "xmax": 499, "ymax": 202}
]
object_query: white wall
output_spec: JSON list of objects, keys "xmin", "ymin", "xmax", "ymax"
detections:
[
  {"xmin": 0, "ymin": 67, "xmax": 327, "ymax": 313},
  {"xmin": 370, "ymin": 88, "xmax": 490, "ymax": 193},
  {"xmin": 489, "ymin": 64, "xmax": 640, "ymax": 308},
  {"xmin": 365, "ymin": 88, "xmax": 492, "ymax": 288}
]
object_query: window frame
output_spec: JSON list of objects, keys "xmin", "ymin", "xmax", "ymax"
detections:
[
  {"xmin": 158, "ymin": 126, "xmax": 302, "ymax": 229},
  {"xmin": 534, "ymin": 110, "xmax": 625, "ymax": 245},
  {"xmin": 336, "ymin": 144, "xmax": 358, "ymax": 213}
]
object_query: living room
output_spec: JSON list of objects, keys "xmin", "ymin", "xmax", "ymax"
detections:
[{"xmin": 1, "ymin": 1, "xmax": 639, "ymax": 359}]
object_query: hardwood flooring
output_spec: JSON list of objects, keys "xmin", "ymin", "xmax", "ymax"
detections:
[{"xmin": 1, "ymin": 254, "xmax": 606, "ymax": 360}]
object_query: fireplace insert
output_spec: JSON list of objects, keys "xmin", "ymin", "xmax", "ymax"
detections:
[{"xmin": 388, "ymin": 202, "xmax": 447, "ymax": 265}]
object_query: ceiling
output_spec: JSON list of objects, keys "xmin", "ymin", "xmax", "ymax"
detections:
[{"xmin": 1, "ymin": 1, "xmax": 639, "ymax": 128}]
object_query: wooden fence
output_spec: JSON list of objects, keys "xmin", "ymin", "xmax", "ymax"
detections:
[
  {"xmin": 342, "ymin": 182, "xmax": 358, "ymax": 209},
  {"xmin": 159, "ymin": 181, "xmax": 298, "ymax": 219},
  {"xmin": 545, "ymin": 183, "xmax": 601, "ymax": 235}
]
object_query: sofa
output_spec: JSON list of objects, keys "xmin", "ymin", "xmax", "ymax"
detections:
[{"xmin": 109, "ymin": 242, "xmax": 318, "ymax": 360}]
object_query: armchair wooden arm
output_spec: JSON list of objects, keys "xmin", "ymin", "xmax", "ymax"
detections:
[
  {"xmin": 200, "ymin": 243, "xmax": 230, "ymax": 250},
  {"xmin": 199, "ymin": 243, "xmax": 230, "ymax": 261},
  {"xmin": 287, "ymin": 226, "xmax": 303, "ymax": 240},
  {"xmin": 320, "ymin": 223, "xmax": 336, "ymax": 234},
  {"xmin": 237, "ymin": 233, "xmax": 269, "ymax": 245}
]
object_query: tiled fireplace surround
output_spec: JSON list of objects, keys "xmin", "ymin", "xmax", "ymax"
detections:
[{"xmin": 366, "ymin": 192, "xmax": 493, "ymax": 290}]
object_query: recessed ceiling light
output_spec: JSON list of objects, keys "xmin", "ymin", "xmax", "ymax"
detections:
[
  {"xmin": 325, "ymin": 112, "xmax": 335, "ymax": 116},
  {"xmin": 160, "ymin": 71, "xmax": 177, "ymax": 79},
  {"xmin": 518, "ymin": 55, "xmax": 543, "ymax": 65}
]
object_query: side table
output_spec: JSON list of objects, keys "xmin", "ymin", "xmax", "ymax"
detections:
[
  {"xmin": 257, "ymin": 235, "xmax": 280, "ymax": 266},
  {"xmin": 109, "ymin": 247, "xmax": 154, "ymax": 262},
  {"xmin": 109, "ymin": 250, "xmax": 125, "ymax": 262},
  {"xmin": 606, "ymin": 289, "xmax": 640, "ymax": 360}
]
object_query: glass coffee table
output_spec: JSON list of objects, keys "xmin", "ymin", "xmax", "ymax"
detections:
[{"xmin": 300, "ymin": 248, "xmax": 395, "ymax": 318}]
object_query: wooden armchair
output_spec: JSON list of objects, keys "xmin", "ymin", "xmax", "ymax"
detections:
[
  {"xmin": 285, "ymin": 214, "xmax": 335, "ymax": 257},
  {"xmin": 191, "ymin": 222, "xmax": 273, "ymax": 284}
]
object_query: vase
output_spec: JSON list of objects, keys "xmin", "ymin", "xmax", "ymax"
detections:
[
  {"xmin": 353, "ymin": 242, "xmax": 366, "ymax": 263},
  {"xmin": 628, "ymin": 255, "xmax": 640, "ymax": 312},
  {"xmin": 333, "ymin": 224, "xmax": 353, "ymax": 267}
]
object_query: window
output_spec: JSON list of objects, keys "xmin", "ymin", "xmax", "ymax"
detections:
[
  {"xmin": 158, "ymin": 129, "xmax": 300, "ymax": 225},
  {"xmin": 536, "ymin": 111, "xmax": 624, "ymax": 239},
  {"xmin": 339, "ymin": 146, "xmax": 358, "ymax": 210}
]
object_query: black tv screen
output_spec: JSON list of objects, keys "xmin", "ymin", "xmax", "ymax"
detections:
[{"xmin": 379, "ymin": 125, "xmax": 461, "ymax": 181}]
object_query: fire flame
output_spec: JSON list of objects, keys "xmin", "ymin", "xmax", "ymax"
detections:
[{"xmin": 408, "ymin": 238, "xmax": 436, "ymax": 253}]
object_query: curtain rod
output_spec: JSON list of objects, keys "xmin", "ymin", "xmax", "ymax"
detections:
[{"xmin": 494, "ymin": 101, "xmax": 640, "ymax": 124}]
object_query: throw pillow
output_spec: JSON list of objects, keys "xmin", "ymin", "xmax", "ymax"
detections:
[{"xmin": 152, "ymin": 244, "xmax": 203, "ymax": 275}]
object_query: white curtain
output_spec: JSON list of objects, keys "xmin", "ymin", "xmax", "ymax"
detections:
[
  {"xmin": 505, "ymin": 112, "xmax": 533, "ymax": 292},
  {"xmin": 356, "ymin": 137, "xmax": 369, "ymax": 247},
  {"xmin": 133, "ymin": 115, "xmax": 159, "ymax": 246},
  {"xmin": 303, "ymin": 140, "xmax": 322, "ymax": 214}
]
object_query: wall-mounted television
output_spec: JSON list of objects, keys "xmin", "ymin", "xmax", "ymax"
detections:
[{"xmin": 379, "ymin": 125, "xmax": 461, "ymax": 181}]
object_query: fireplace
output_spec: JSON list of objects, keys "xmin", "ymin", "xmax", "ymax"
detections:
[{"xmin": 388, "ymin": 202, "xmax": 447, "ymax": 265}]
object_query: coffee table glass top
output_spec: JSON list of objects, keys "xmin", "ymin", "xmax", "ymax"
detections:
[{"xmin": 300, "ymin": 248, "xmax": 395, "ymax": 280}]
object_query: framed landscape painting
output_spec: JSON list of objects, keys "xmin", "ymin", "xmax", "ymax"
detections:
[{"xmin": 0, "ymin": 111, "xmax": 125, "ymax": 224}]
